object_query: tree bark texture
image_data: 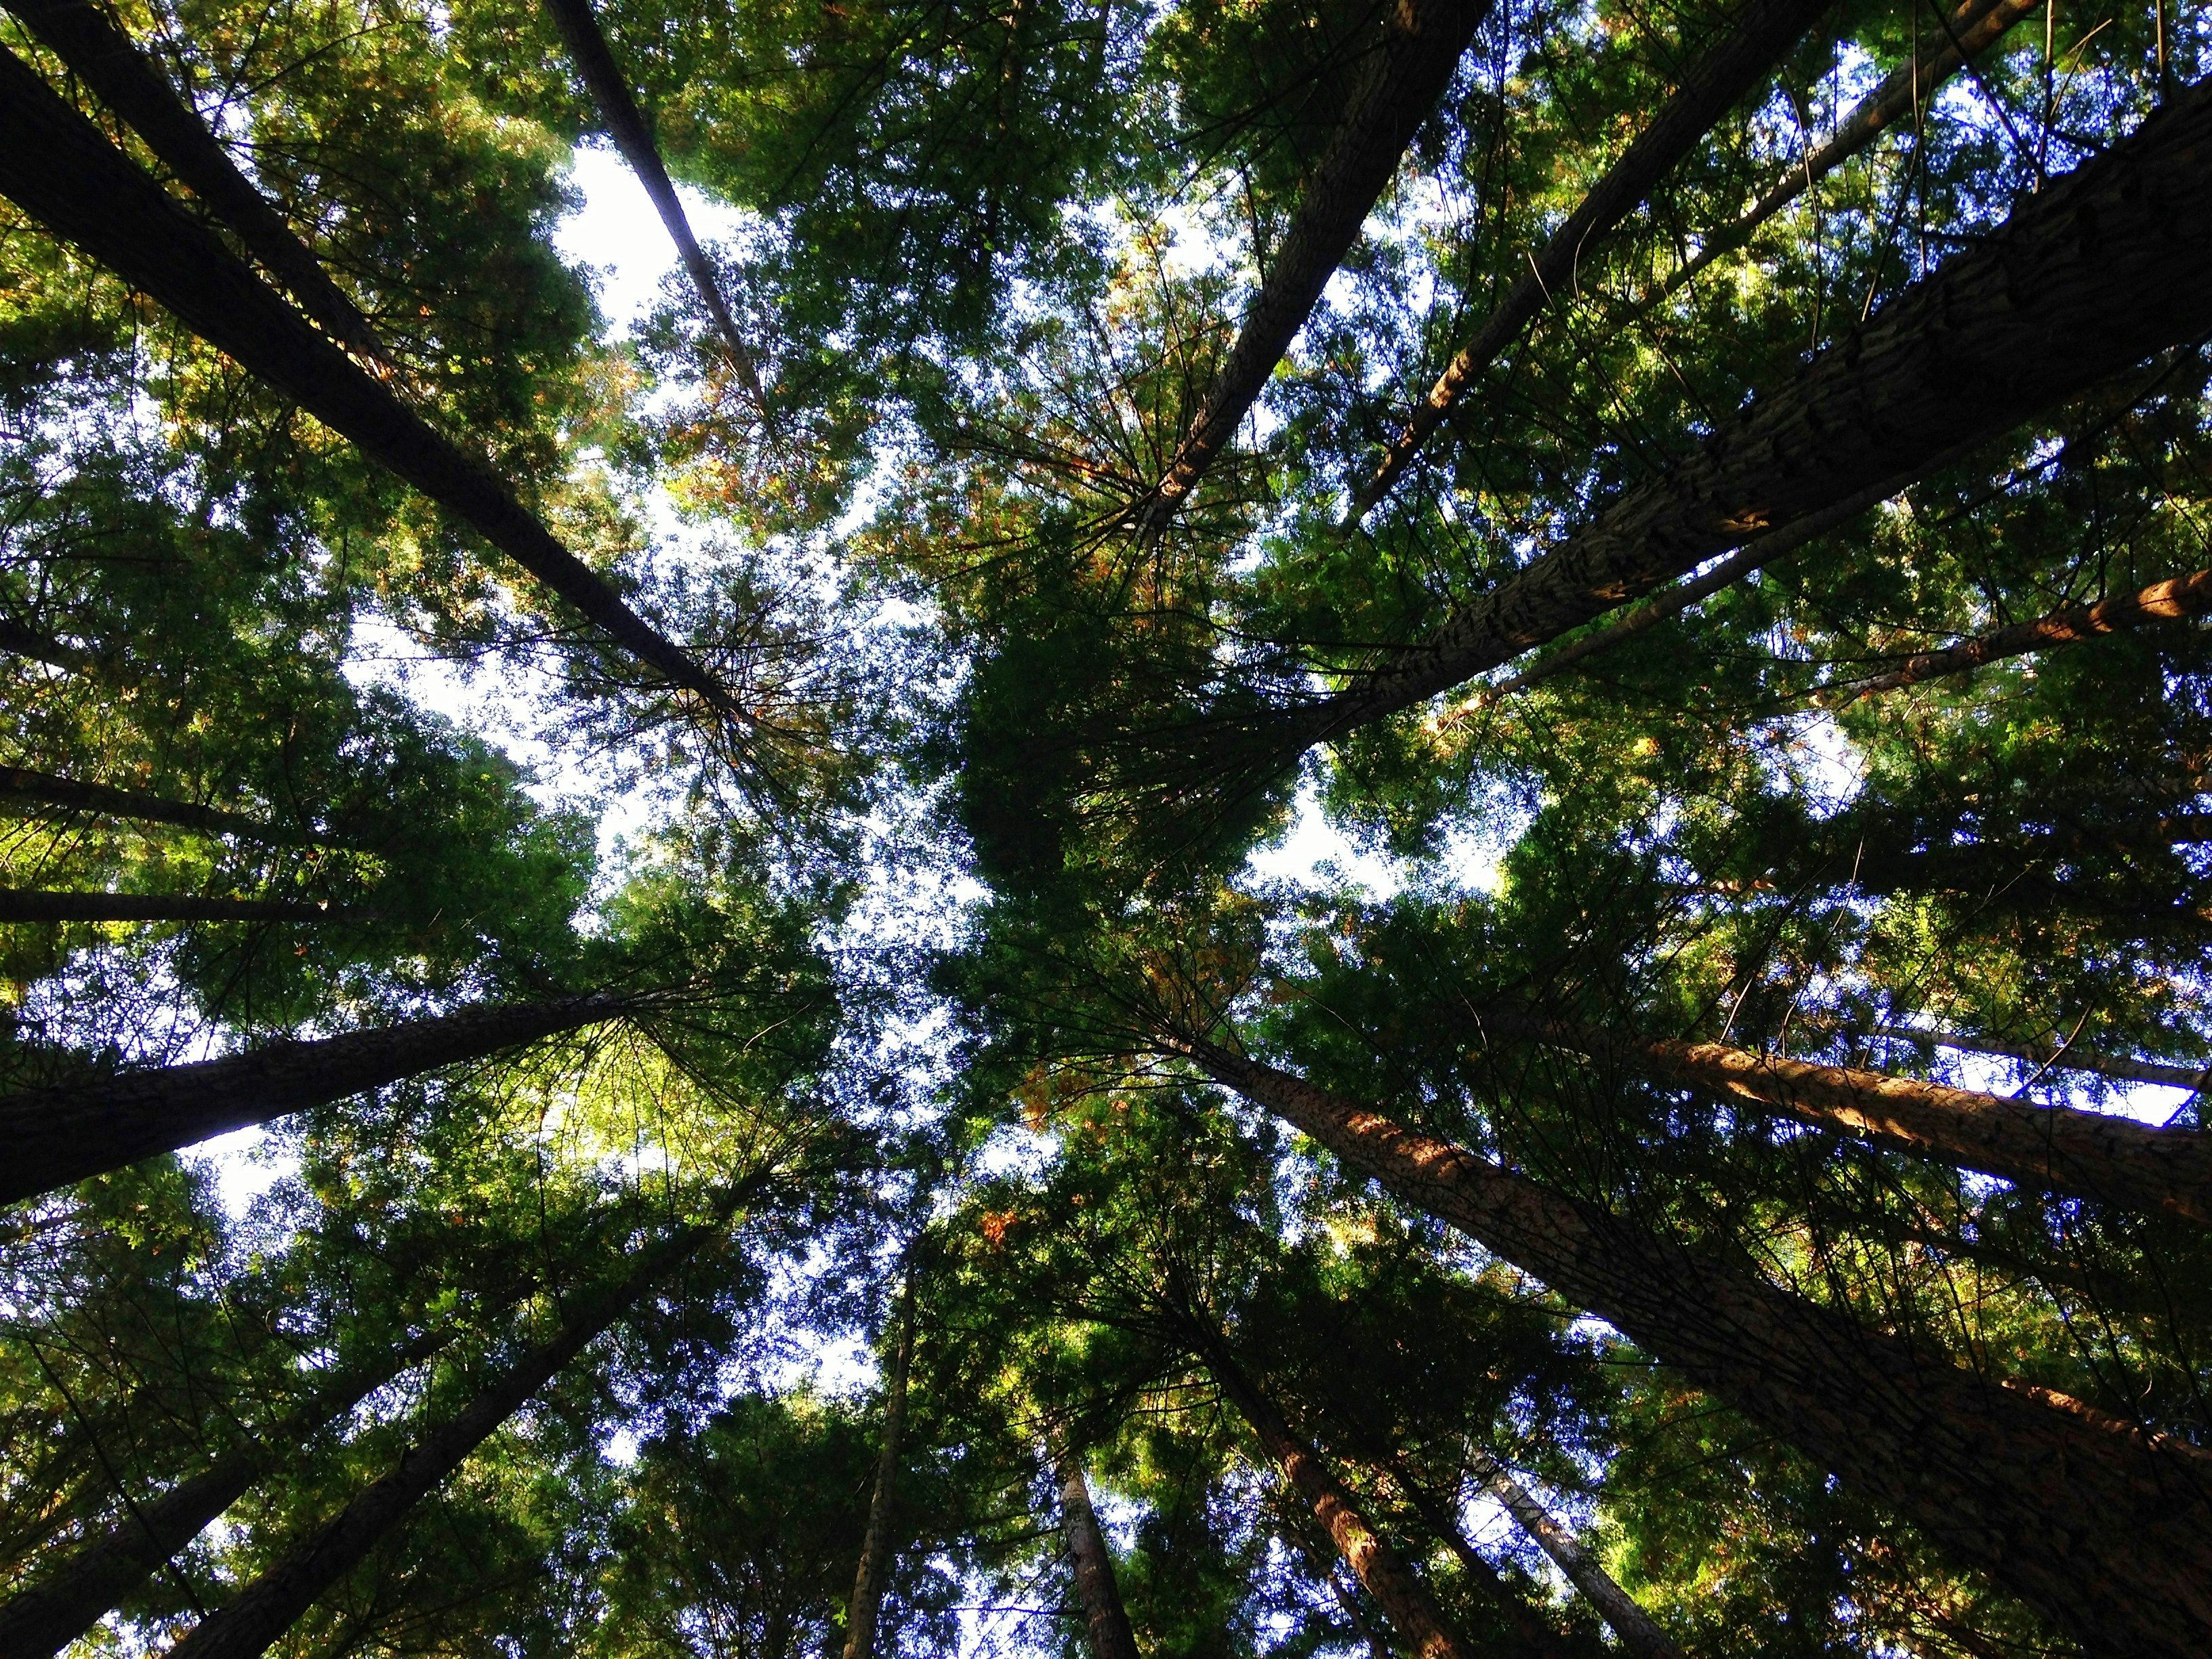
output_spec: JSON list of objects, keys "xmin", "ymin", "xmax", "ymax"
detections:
[
  {"xmin": 0, "ymin": 766, "xmax": 323, "ymax": 846},
  {"xmin": 537, "ymin": 0, "xmax": 770, "ymax": 415},
  {"xmin": 0, "ymin": 0, "xmax": 384, "ymax": 357},
  {"xmin": 842, "ymin": 1276, "xmax": 915, "ymax": 1659},
  {"xmin": 0, "ymin": 890, "xmax": 352, "ymax": 926},
  {"xmin": 1202, "ymin": 1342, "xmax": 1473, "ymax": 1659},
  {"xmin": 1143, "ymin": 0, "xmax": 1492, "ymax": 523},
  {"xmin": 1822, "ymin": 565, "xmax": 2212, "ymax": 701},
  {"xmin": 1464, "ymin": 1450, "xmax": 1680, "ymax": 1659},
  {"xmin": 1652, "ymin": 0, "xmax": 2043, "ymax": 305},
  {"xmin": 0, "ymin": 1328, "xmax": 453, "ymax": 1659},
  {"xmin": 1352, "ymin": 0, "xmax": 1843, "ymax": 517},
  {"xmin": 0, "ymin": 44, "xmax": 746, "ymax": 726},
  {"xmin": 0, "ymin": 991, "xmax": 634, "ymax": 1206},
  {"xmin": 157, "ymin": 1197, "xmax": 749, "ymax": 1659},
  {"xmin": 1048, "ymin": 1437, "xmax": 1141, "ymax": 1659},
  {"xmin": 1299, "ymin": 77, "xmax": 2212, "ymax": 746},
  {"xmin": 1176, "ymin": 1038, "xmax": 2212, "ymax": 1659}
]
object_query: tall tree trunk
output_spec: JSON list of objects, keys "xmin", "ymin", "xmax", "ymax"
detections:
[
  {"xmin": 842, "ymin": 1275, "xmax": 916, "ymax": 1659},
  {"xmin": 1141, "ymin": 0, "xmax": 1492, "ymax": 527},
  {"xmin": 1462, "ymin": 1451, "xmax": 1679, "ymax": 1659},
  {"xmin": 0, "ymin": 617, "xmax": 84, "ymax": 670},
  {"xmin": 1390, "ymin": 1473, "xmax": 1570, "ymax": 1659},
  {"xmin": 0, "ymin": 891, "xmax": 355, "ymax": 926},
  {"xmin": 0, "ymin": 991, "xmax": 638, "ymax": 1206},
  {"xmin": 154, "ymin": 1194, "xmax": 752, "ymax": 1659},
  {"xmin": 1172, "ymin": 1036, "xmax": 2212, "ymax": 1658},
  {"xmin": 0, "ymin": 766, "xmax": 327, "ymax": 847},
  {"xmin": 537, "ymin": 0, "xmax": 771, "ymax": 417},
  {"xmin": 1048, "ymin": 1434, "xmax": 1140, "ymax": 1659},
  {"xmin": 1351, "ymin": 0, "xmax": 1843, "ymax": 518},
  {"xmin": 1650, "ymin": 0, "xmax": 2044, "ymax": 306},
  {"xmin": 0, "ymin": 0, "xmax": 384, "ymax": 359},
  {"xmin": 1820, "ymin": 565, "xmax": 2212, "ymax": 702},
  {"xmin": 1866, "ymin": 1025, "xmax": 2212, "ymax": 1090},
  {"xmin": 0, "ymin": 1328, "xmax": 455, "ymax": 1659},
  {"xmin": 1294, "ymin": 77, "xmax": 2212, "ymax": 747},
  {"xmin": 1200, "ymin": 1339, "xmax": 1473, "ymax": 1659},
  {"xmin": 0, "ymin": 45, "xmax": 747, "ymax": 729},
  {"xmin": 1537, "ymin": 1025, "xmax": 2212, "ymax": 1226}
]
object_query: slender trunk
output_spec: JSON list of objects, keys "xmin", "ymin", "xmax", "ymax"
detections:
[
  {"xmin": 537, "ymin": 0, "xmax": 771, "ymax": 418},
  {"xmin": 1142, "ymin": 0, "xmax": 1491, "ymax": 525},
  {"xmin": 0, "ymin": 45, "xmax": 745, "ymax": 727},
  {"xmin": 1866, "ymin": 1025, "xmax": 2212, "ymax": 1091},
  {"xmin": 1653, "ymin": 0, "xmax": 2044, "ymax": 306},
  {"xmin": 1391, "ymin": 1475, "xmax": 1567, "ymax": 1659},
  {"xmin": 1324, "ymin": 1565, "xmax": 1395, "ymax": 1659},
  {"xmin": 1820, "ymin": 566, "xmax": 2212, "ymax": 702},
  {"xmin": 1299, "ymin": 79, "xmax": 2212, "ymax": 745},
  {"xmin": 1462, "ymin": 1452, "xmax": 1679, "ymax": 1659},
  {"xmin": 0, "ymin": 991, "xmax": 636, "ymax": 1206},
  {"xmin": 1174, "ymin": 1038, "xmax": 2212, "ymax": 1658},
  {"xmin": 0, "ymin": 1328, "xmax": 453, "ymax": 1659},
  {"xmin": 1200, "ymin": 1340, "xmax": 1473, "ymax": 1659},
  {"xmin": 1548, "ymin": 1025, "xmax": 2212, "ymax": 1225},
  {"xmin": 0, "ymin": 0, "xmax": 384, "ymax": 357},
  {"xmin": 1352, "ymin": 0, "xmax": 1842, "ymax": 518},
  {"xmin": 156, "ymin": 1198, "xmax": 748, "ymax": 1659},
  {"xmin": 1048, "ymin": 1435, "xmax": 1139, "ymax": 1659},
  {"xmin": 0, "ymin": 890, "xmax": 354, "ymax": 926},
  {"xmin": 842, "ymin": 1277, "xmax": 915, "ymax": 1659},
  {"xmin": 0, "ymin": 766, "xmax": 326, "ymax": 847}
]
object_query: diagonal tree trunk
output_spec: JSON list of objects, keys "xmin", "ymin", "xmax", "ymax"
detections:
[
  {"xmin": 1198, "ymin": 1337, "xmax": 1475, "ymax": 1659},
  {"xmin": 1139, "ymin": 0, "xmax": 1492, "ymax": 527},
  {"xmin": 154, "ymin": 1191, "xmax": 755, "ymax": 1659},
  {"xmin": 0, "ymin": 1326, "xmax": 456, "ymax": 1659},
  {"xmin": 538, "ymin": 0, "xmax": 772, "ymax": 419},
  {"xmin": 1170, "ymin": 1036, "xmax": 2212, "ymax": 1658},
  {"xmin": 1351, "ymin": 0, "xmax": 1843, "ymax": 518},
  {"xmin": 1527, "ymin": 1023, "xmax": 2212, "ymax": 1226},
  {"xmin": 1388, "ymin": 1472, "xmax": 1571, "ymax": 1659},
  {"xmin": 0, "ymin": 890, "xmax": 357, "ymax": 926},
  {"xmin": 1292, "ymin": 77, "xmax": 2212, "ymax": 747},
  {"xmin": 0, "ymin": 617, "xmax": 85, "ymax": 671},
  {"xmin": 1462, "ymin": 1451, "xmax": 1680, "ymax": 1659},
  {"xmin": 1865, "ymin": 1025, "xmax": 2212, "ymax": 1091},
  {"xmin": 0, "ymin": 766, "xmax": 330, "ymax": 848},
  {"xmin": 1650, "ymin": 0, "xmax": 2045, "ymax": 308},
  {"xmin": 0, "ymin": 991, "xmax": 639, "ymax": 1206},
  {"xmin": 0, "ymin": 44, "xmax": 747, "ymax": 729},
  {"xmin": 0, "ymin": 0, "xmax": 384, "ymax": 359},
  {"xmin": 1047, "ymin": 1433, "xmax": 1140, "ymax": 1659},
  {"xmin": 842, "ymin": 1273, "xmax": 916, "ymax": 1659}
]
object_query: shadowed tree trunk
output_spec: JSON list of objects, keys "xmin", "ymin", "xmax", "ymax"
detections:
[
  {"xmin": 1463, "ymin": 1451, "xmax": 1680, "ymax": 1659},
  {"xmin": 0, "ymin": 618, "xmax": 85, "ymax": 670},
  {"xmin": 842, "ymin": 1275, "xmax": 916, "ymax": 1659},
  {"xmin": 155, "ymin": 1193, "xmax": 754, "ymax": 1659},
  {"xmin": 1171, "ymin": 1036, "xmax": 2212, "ymax": 1658},
  {"xmin": 0, "ymin": 1326, "xmax": 457, "ymax": 1659},
  {"xmin": 1048, "ymin": 1434, "xmax": 1140, "ymax": 1659},
  {"xmin": 1140, "ymin": 0, "xmax": 1492, "ymax": 526},
  {"xmin": 0, "ymin": 891, "xmax": 356, "ymax": 926},
  {"xmin": 1199, "ymin": 1338, "xmax": 1474, "ymax": 1659},
  {"xmin": 1390, "ymin": 1473, "xmax": 1570, "ymax": 1659},
  {"xmin": 538, "ymin": 0, "xmax": 771, "ymax": 418},
  {"xmin": 0, "ymin": 767, "xmax": 329, "ymax": 847},
  {"xmin": 1351, "ymin": 0, "xmax": 1843, "ymax": 517},
  {"xmin": 0, "ymin": 991, "xmax": 639, "ymax": 1206},
  {"xmin": 0, "ymin": 0, "xmax": 384, "ymax": 358},
  {"xmin": 0, "ymin": 44, "xmax": 747, "ymax": 727}
]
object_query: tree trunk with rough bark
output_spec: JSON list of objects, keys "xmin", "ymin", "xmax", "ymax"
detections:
[
  {"xmin": 1173, "ymin": 1037, "xmax": 2212, "ymax": 1659},
  {"xmin": 0, "ymin": 767, "xmax": 329, "ymax": 846},
  {"xmin": 842, "ymin": 1276, "xmax": 916, "ymax": 1659},
  {"xmin": 0, "ymin": 44, "xmax": 745, "ymax": 726},
  {"xmin": 1048, "ymin": 1435, "xmax": 1140, "ymax": 1659},
  {"xmin": 0, "ymin": 1328, "xmax": 455, "ymax": 1659},
  {"xmin": 1201, "ymin": 1340, "xmax": 1473, "ymax": 1659},
  {"xmin": 1141, "ymin": 0, "xmax": 1492, "ymax": 525},
  {"xmin": 1352, "ymin": 0, "xmax": 1842, "ymax": 517},
  {"xmin": 1296, "ymin": 79, "xmax": 2212, "ymax": 747},
  {"xmin": 1464, "ymin": 1451, "xmax": 1680, "ymax": 1659},
  {"xmin": 153, "ymin": 1197, "xmax": 748, "ymax": 1659},
  {"xmin": 0, "ymin": 891, "xmax": 355, "ymax": 926},
  {"xmin": 0, "ymin": 991, "xmax": 638, "ymax": 1205}
]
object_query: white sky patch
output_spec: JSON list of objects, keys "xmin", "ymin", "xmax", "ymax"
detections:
[
  {"xmin": 553, "ymin": 142, "xmax": 751, "ymax": 340},
  {"xmin": 1245, "ymin": 783, "xmax": 1400, "ymax": 895}
]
